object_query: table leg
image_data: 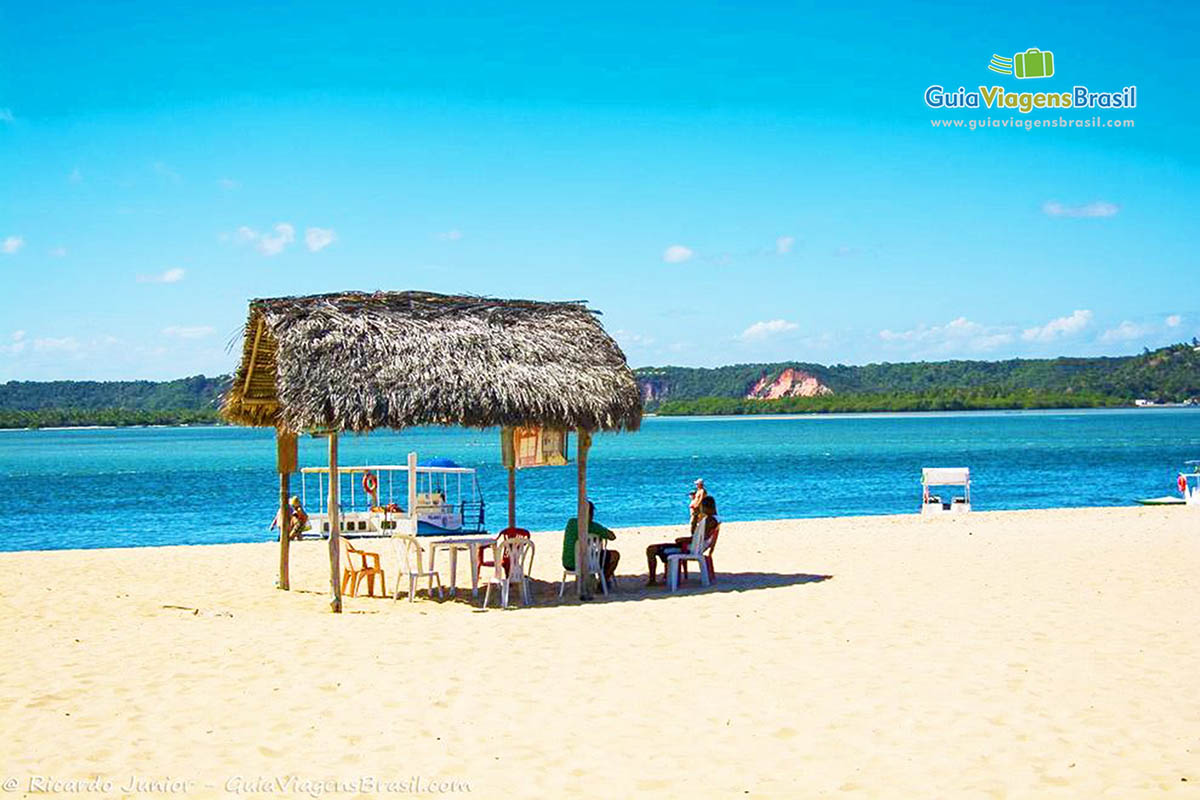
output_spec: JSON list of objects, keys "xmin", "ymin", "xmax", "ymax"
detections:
[
  {"xmin": 469, "ymin": 543, "xmax": 480, "ymax": 598},
  {"xmin": 448, "ymin": 546, "xmax": 459, "ymax": 597}
]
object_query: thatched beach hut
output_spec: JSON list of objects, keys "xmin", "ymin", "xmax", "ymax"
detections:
[{"xmin": 221, "ymin": 290, "xmax": 642, "ymax": 610}]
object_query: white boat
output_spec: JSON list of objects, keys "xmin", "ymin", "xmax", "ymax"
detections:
[
  {"xmin": 921, "ymin": 467, "xmax": 971, "ymax": 515},
  {"xmin": 300, "ymin": 458, "xmax": 486, "ymax": 537},
  {"xmin": 1136, "ymin": 461, "xmax": 1200, "ymax": 507}
]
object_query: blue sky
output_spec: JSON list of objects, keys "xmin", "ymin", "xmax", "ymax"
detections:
[{"xmin": 2, "ymin": 1, "xmax": 1197, "ymax": 380}]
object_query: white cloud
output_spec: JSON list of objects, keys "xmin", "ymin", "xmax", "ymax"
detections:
[
  {"xmin": 1099, "ymin": 320, "xmax": 1151, "ymax": 343},
  {"xmin": 0, "ymin": 108, "xmax": 12, "ymax": 123},
  {"xmin": 1166, "ymin": 314, "xmax": 1182, "ymax": 328},
  {"xmin": 68, "ymin": 168, "xmax": 83, "ymax": 184},
  {"xmin": 663, "ymin": 244, "xmax": 694, "ymax": 264},
  {"xmin": 304, "ymin": 227, "xmax": 337, "ymax": 252},
  {"xmin": 1042, "ymin": 201, "xmax": 1119, "ymax": 218},
  {"xmin": 33, "ymin": 336, "xmax": 80, "ymax": 353},
  {"xmin": 2, "ymin": 235, "xmax": 24, "ymax": 254},
  {"xmin": 137, "ymin": 267, "xmax": 186, "ymax": 284},
  {"xmin": 162, "ymin": 325, "xmax": 215, "ymax": 339},
  {"xmin": 834, "ymin": 245, "xmax": 859, "ymax": 257},
  {"xmin": 739, "ymin": 319, "xmax": 799, "ymax": 342},
  {"xmin": 613, "ymin": 329, "xmax": 655, "ymax": 348},
  {"xmin": 1021, "ymin": 309, "xmax": 1093, "ymax": 342},
  {"xmin": 259, "ymin": 223, "xmax": 295, "ymax": 255},
  {"xmin": 48, "ymin": 247, "xmax": 68, "ymax": 258},
  {"xmin": 880, "ymin": 316, "xmax": 1015, "ymax": 353},
  {"xmin": 436, "ymin": 229, "xmax": 463, "ymax": 241},
  {"xmin": 217, "ymin": 177, "xmax": 240, "ymax": 190},
  {"xmin": 232, "ymin": 223, "xmax": 296, "ymax": 256},
  {"xmin": 776, "ymin": 236, "xmax": 795, "ymax": 255},
  {"xmin": 1, "ymin": 330, "xmax": 27, "ymax": 355}
]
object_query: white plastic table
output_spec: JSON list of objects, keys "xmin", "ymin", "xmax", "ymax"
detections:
[{"xmin": 427, "ymin": 536, "xmax": 494, "ymax": 597}]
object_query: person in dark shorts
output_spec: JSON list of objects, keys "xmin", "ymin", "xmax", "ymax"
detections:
[
  {"xmin": 647, "ymin": 495, "xmax": 718, "ymax": 585},
  {"xmin": 563, "ymin": 501, "xmax": 620, "ymax": 583}
]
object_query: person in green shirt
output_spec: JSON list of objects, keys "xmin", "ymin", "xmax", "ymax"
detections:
[{"xmin": 563, "ymin": 500, "xmax": 620, "ymax": 583}]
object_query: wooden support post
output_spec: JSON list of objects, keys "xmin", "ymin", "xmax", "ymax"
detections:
[
  {"xmin": 278, "ymin": 472, "xmax": 291, "ymax": 590},
  {"xmin": 576, "ymin": 428, "xmax": 592, "ymax": 600},
  {"xmin": 407, "ymin": 451, "xmax": 419, "ymax": 535},
  {"xmin": 276, "ymin": 429, "xmax": 297, "ymax": 591},
  {"xmin": 328, "ymin": 432, "xmax": 342, "ymax": 613},
  {"xmin": 507, "ymin": 466, "xmax": 516, "ymax": 529}
]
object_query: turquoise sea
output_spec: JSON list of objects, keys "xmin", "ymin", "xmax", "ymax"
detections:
[{"xmin": 1, "ymin": 408, "xmax": 1197, "ymax": 552}]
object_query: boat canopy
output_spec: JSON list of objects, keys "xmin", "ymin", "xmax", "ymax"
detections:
[
  {"xmin": 922, "ymin": 467, "xmax": 971, "ymax": 486},
  {"xmin": 419, "ymin": 457, "xmax": 459, "ymax": 468},
  {"xmin": 301, "ymin": 463, "xmax": 475, "ymax": 475}
]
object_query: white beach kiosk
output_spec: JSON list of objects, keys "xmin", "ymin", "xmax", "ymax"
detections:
[{"xmin": 921, "ymin": 467, "xmax": 972, "ymax": 514}]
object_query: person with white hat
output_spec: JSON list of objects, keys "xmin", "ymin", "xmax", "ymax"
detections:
[{"xmin": 689, "ymin": 478, "xmax": 708, "ymax": 530}]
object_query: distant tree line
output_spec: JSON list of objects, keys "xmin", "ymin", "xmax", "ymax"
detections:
[
  {"xmin": 638, "ymin": 343, "xmax": 1200, "ymax": 410},
  {"xmin": 4, "ymin": 344, "xmax": 1199, "ymax": 427},
  {"xmin": 656, "ymin": 388, "xmax": 1131, "ymax": 416},
  {"xmin": 0, "ymin": 408, "xmax": 223, "ymax": 429},
  {"xmin": 0, "ymin": 374, "xmax": 230, "ymax": 411},
  {"xmin": 0, "ymin": 374, "xmax": 230, "ymax": 428}
]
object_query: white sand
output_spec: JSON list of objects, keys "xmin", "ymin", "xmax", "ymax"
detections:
[{"xmin": 3, "ymin": 506, "xmax": 1199, "ymax": 798}]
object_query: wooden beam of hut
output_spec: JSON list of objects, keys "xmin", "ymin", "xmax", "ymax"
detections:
[
  {"xmin": 276, "ymin": 429, "xmax": 297, "ymax": 591},
  {"xmin": 328, "ymin": 433, "xmax": 342, "ymax": 613},
  {"xmin": 576, "ymin": 428, "xmax": 592, "ymax": 600}
]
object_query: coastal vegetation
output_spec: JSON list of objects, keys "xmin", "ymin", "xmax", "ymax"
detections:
[
  {"xmin": 656, "ymin": 388, "xmax": 1128, "ymax": 416},
  {"xmin": 0, "ymin": 375, "xmax": 227, "ymax": 429},
  {"xmin": 639, "ymin": 342, "xmax": 1200, "ymax": 412},
  {"xmin": 2, "ymin": 343, "xmax": 1198, "ymax": 427}
]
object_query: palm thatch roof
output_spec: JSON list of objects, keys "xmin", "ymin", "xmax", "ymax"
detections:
[{"xmin": 221, "ymin": 291, "xmax": 643, "ymax": 433}]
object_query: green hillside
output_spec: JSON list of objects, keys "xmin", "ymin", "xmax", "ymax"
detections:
[
  {"xmin": 2, "ymin": 344, "xmax": 1198, "ymax": 428},
  {"xmin": 639, "ymin": 342, "xmax": 1200, "ymax": 414},
  {"xmin": 0, "ymin": 375, "xmax": 229, "ymax": 428}
]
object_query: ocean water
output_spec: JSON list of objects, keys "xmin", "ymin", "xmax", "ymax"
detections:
[{"xmin": 0, "ymin": 408, "xmax": 1197, "ymax": 552}]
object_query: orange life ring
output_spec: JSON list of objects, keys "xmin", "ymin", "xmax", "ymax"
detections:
[
  {"xmin": 1180, "ymin": 474, "xmax": 1189, "ymax": 495},
  {"xmin": 362, "ymin": 471, "xmax": 379, "ymax": 494}
]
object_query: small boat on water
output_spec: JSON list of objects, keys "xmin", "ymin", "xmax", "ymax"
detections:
[
  {"xmin": 299, "ymin": 458, "xmax": 486, "ymax": 537},
  {"xmin": 1136, "ymin": 461, "xmax": 1200, "ymax": 507}
]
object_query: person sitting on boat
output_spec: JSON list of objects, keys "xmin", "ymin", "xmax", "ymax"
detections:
[
  {"xmin": 563, "ymin": 501, "xmax": 619, "ymax": 584},
  {"xmin": 269, "ymin": 496, "xmax": 309, "ymax": 540},
  {"xmin": 647, "ymin": 495, "xmax": 719, "ymax": 585}
]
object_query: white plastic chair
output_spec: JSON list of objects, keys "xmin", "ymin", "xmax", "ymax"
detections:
[
  {"xmin": 482, "ymin": 536, "xmax": 535, "ymax": 609},
  {"xmin": 559, "ymin": 535, "xmax": 610, "ymax": 597},
  {"xmin": 666, "ymin": 517, "xmax": 713, "ymax": 591},
  {"xmin": 391, "ymin": 534, "xmax": 443, "ymax": 602}
]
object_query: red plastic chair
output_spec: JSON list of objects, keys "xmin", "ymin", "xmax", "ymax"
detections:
[{"xmin": 477, "ymin": 527, "xmax": 530, "ymax": 574}]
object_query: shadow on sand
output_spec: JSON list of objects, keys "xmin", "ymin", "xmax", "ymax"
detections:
[{"xmin": 350, "ymin": 570, "xmax": 834, "ymax": 610}]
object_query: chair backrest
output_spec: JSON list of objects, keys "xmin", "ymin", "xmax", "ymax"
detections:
[
  {"xmin": 688, "ymin": 516, "xmax": 715, "ymax": 555},
  {"xmin": 497, "ymin": 536, "xmax": 534, "ymax": 580},
  {"xmin": 480, "ymin": 527, "xmax": 530, "ymax": 568},
  {"xmin": 391, "ymin": 533, "xmax": 424, "ymax": 574},
  {"xmin": 338, "ymin": 536, "xmax": 360, "ymax": 569},
  {"xmin": 704, "ymin": 520, "xmax": 720, "ymax": 554},
  {"xmin": 585, "ymin": 535, "xmax": 607, "ymax": 573}
]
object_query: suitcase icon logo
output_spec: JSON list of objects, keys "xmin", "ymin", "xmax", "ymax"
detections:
[{"xmin": 987, "ymin": 48, "xmax": 1055, "ymax": 79}]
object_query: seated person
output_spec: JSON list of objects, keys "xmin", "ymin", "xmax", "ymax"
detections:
[
  {"xmin": 269, "ymin": 496, "xmax": 310, "ymax": 540},
  {"xmin": 647, "ymin": 495, "xmax": 718, "ymax": 584},
  {"xmin": 563, "ymin": 501, "xmax": 619, "ymax": 583}
]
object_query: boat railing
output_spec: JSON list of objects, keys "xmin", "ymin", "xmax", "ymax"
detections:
[{"xmin": 459, "ymin": 499, "xmax": 486, "ymax": 533}]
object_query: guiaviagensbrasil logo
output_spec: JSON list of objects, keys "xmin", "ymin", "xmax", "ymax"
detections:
[
  {"xmin": 988, "ymin": 48, "xmax": 1054, "ymax": 79},
  {"xmin": 925, "ymin": 48, "xmax": 1136, "ymax": 114}
]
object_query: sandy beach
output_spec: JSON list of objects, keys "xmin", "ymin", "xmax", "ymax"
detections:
[{"xmin": 3, "ymin": 506, "xmax": 1199, "ymax": 798}]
